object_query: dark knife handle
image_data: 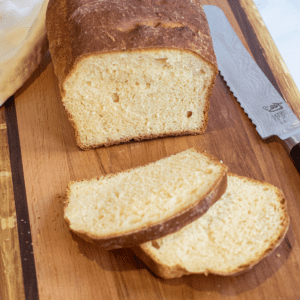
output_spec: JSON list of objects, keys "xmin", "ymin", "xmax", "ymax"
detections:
[
  {"xmin": 283, "ymin": 133, "xmax": 300, "ymax": 174},
  {"xmin": 290, "ymin": 144, "xmax": 300, "ymax": 174}
]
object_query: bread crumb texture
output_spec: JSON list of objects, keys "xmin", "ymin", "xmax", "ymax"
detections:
[
  {"xmin": 63, "ymin": 49, "xmax": 214, "ymax": 147},
  {"xmin": 140, "ymin": 174, "xmax": 289, "ymax": 277},
  {"xmin": 64, "ymin": 148, "xmax": 225, "ymax": 238}
]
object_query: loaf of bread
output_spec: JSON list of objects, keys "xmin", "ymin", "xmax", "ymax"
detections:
[
  {"xmin": 64, "ymin": 148, "xmax": 227, "ymax": 249},
  {"xmin": 134, "ymin": 173, "xmax": 290, "ymax": 279},
  {"xmin": 46, "ymin": 0, "xmax": 218, "ymax": 149}
]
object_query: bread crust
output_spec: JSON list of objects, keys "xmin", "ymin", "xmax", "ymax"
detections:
[
  {"xmin": 135, "ymin": 173, "xmax": 290, "ymax": 279},
  {"xmin": 64, "ymin": 148, "xmax": 228, "ymax": 249},
  {"xmin": 46, "ymin": 0, "xmax": 217, "ymax": 91}
]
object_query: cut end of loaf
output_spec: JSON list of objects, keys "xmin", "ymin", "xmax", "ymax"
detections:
[
  {"xmin": 62, "ymin": 49, "xmax": 216, "ymax": 149},
  {"xmin": 64, "ymin": 148, "xmax": 227, "ymax": 249},
  {"xmin": 137, "ymin": 173, "xmax": 290, "ymax": 279}
]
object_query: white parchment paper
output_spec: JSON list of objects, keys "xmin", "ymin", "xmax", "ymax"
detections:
[{"xmin": 0, "ymin": 0, "xmax": 49, "ymax": 105}]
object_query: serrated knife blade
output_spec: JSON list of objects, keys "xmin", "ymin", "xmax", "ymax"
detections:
[{"xmin": 204, "ymin": 5, "xmax": 300, "ymax": 173}]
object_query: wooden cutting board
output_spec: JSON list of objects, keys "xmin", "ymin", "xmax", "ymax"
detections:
[{"xmin": 1, "ymin": 0, "xmax": 300, "ymax": 299}]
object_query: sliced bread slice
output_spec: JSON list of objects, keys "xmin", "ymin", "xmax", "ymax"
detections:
[
  {"xmin": 134, "ymin": 173, "xmax": 290, "ymax": 279},
  {"xmin": 64, "ymin": 148, "xmax": 227, "ymax": 249}
]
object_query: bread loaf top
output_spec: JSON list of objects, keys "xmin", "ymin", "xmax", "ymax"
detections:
[{"xmin": 46, "ymin": 0, "xmax": 217, "ymax": 92}]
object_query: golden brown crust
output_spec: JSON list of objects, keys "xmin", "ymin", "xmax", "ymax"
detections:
[
  {"xmin": 46, "ymin": 0, "xmax": 217, "ymax": 91},
  {"xmin": 134, "ymin": 173, "xmax": 290, "ymax": 279},
  {"xmin": 132, "ymin": 246, "xmax": 193, "ymax": 279},
  {"xmin": 64, "ymin": 148, "xmax": 228, "ymax": 249}
]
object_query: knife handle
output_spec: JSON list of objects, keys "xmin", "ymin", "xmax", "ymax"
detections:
[
  {"xmin": 283, "ymin": 132, "xmax": 300, "ymax": 174},
  {"xmin": 290, "ymin": 144, "xmax": 300, "ymax": 174}
]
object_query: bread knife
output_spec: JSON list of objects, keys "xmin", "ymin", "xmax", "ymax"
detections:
[{"xmin": 204, "ymin": 5, "xmax": 300, "ymax": 173}]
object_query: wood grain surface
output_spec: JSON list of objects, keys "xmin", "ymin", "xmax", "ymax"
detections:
[
  {"xmin": 0, "ymin": 105, "xmax": 25, "ymax": 300},
  {"xmin": 2, "ymin": 0, "xmax": 300, "ymax": 299}
]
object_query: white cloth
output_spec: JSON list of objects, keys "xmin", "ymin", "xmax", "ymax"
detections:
[{"xmin": 0, "ymin": 0, "xmax": 49, "ymax": 105}]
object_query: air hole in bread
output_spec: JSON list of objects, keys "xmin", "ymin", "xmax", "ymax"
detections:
[
  {"xmin": 155, "ymin": 58, "xmax": 168, "ymax": 64},
  {"xmin": 187, "ymin": 111, "xmax": 192, "ymax": 118},
  {"xmin": 146, "ymin": 82, "xmax": 151, "ymax": 88},
  {"xmin": 155, "ymin": 22, "xmax": 161, "ymax": 28},
  {"xmin": 86, "ymin": 81, "xmax": 92, "ymax": 86},
  {"xmin": 112, "ymin": 93, "xmax": 119, "ymax": 102},
  {"xmin": 151, "ymin": 241, "xmax": 161, "ymax": 249}
]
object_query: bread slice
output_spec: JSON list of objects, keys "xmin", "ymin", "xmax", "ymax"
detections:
[
  {"xmin": 46, "ymin": 0, "xmax": 218, "ymax": 149},
  {"xmin": 134, "ymin": 173, "xmax": 290, "ymax": 279},
  {"xmin": 64, "ymin": 148, "xmax": 227, "ymax": 249}
]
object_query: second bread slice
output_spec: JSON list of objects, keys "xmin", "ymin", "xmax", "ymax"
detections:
[
  {"xmin": 64, "ymin": 148, "xmax": 227, "ymax": 249},
  {"xmin": 135, "ymin": 173, "xmax": 290, "ymax": 279}
]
